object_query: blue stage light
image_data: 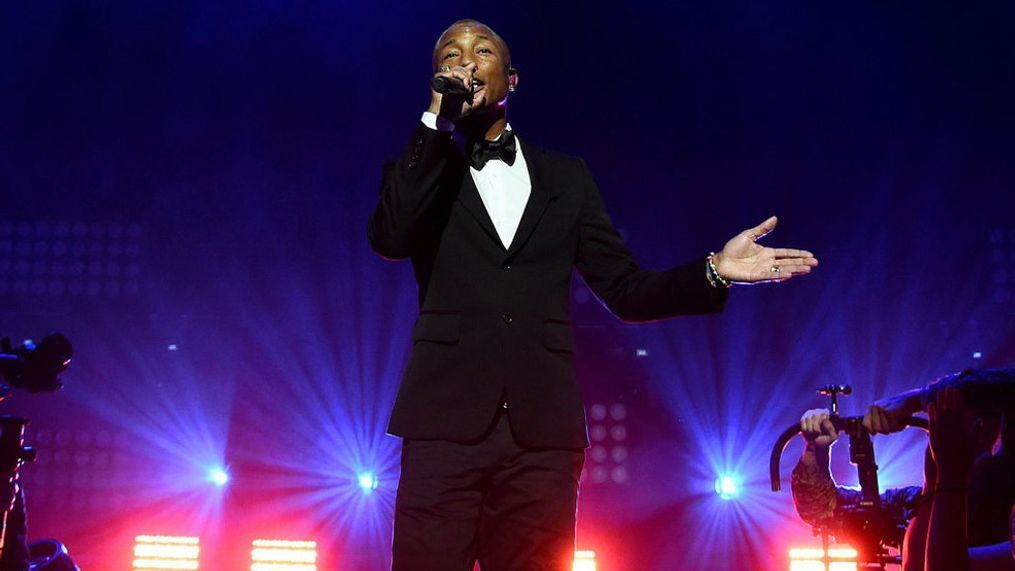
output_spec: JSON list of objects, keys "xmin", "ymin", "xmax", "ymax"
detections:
[
  {"xmin": 358, "ymin": 472, "xmax": 379, "ymax": 493},
  {"xmin": 208, "ymin": 467, "xmax": 230, "ymax": 487},
  {"xmin": 714, "ymin": 474, "xmax": 741, "ymax": 500}
]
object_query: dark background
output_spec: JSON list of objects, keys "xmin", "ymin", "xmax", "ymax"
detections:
[{"xmin": 1, "ymin": 1, "xmax": 1013, "ymax": 569}]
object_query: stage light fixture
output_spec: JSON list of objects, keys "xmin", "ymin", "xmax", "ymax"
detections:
[
  {"xmin": 357, "ymin": 471, "xmax": 379, "ymax": 492},
  {"xmin": 208, "ymin": 466, "xmax": 230, "ymax": 486},
  {"xmin": 0, "ymin": 219, "xmax": 143, "ymax": 298},
  {"xmin": 573, "ymin": 550, "xmax": 596, "ymax": 571},
  {"xmin": 789, "ymin": 546, "xmax": 858, "ymax": 571},
  {"xmin": 714, "ymin": 473, "xmax": 741, "ymax": 500},
  {"xmin": 250, "ymin": 539, "xmax": 317, "ymax": 571},
  {"xmin": 585, "ymin": 402, "xmax": 630, "ymax": 486},
  {"xmin": 133, "ymin": 535, "xmax": 200, "ymax": 570}
]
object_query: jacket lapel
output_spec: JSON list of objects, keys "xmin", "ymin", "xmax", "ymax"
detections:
[
  {"xmin": 453, "ymin": 134, "xmax": 554, "ymax": 255},
  {"xmin": 454, "ymin": 156, "xmax": 504, "ymax": 250},
  {"xmin": 505, "ymin": 136, "xmax": 552, "ymax": 258}
]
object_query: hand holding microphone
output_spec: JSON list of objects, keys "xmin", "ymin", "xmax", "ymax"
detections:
[
  {"xmin": 432, "ymin": 61, "xmax": 476, "ymax": 94},
  {"xmin": 428, "ymin": 62, "xmax": 484, "ymax": 119}
]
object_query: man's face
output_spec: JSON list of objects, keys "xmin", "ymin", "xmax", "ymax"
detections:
[{"xmin": 433, "ymin": 23, "xmax": 516, "ymax": 116}]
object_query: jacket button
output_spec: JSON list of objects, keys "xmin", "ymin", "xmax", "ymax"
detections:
[
  {"xmin": 502, "ymin": 263, "xmax": 512, "ymax": 271},
  {"xmin": 502, "ymin": 313, "xmax": 513, "ymax": 324},
  {"xmin": 408, "ymin": 160, "xmax": 417, "ymax": 168}
]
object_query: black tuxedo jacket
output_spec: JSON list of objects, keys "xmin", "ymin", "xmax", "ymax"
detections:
[{"xmin": 369, "ymin": 124, "xmax": 728, "ymax": 449}]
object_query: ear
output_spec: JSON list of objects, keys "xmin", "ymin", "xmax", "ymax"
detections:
[{"xmin": 507, "ymin": 67, "xmax": 519, "ymax": 92}]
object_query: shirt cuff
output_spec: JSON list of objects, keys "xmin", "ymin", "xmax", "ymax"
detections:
[{"xmin": 421, "ymin": 112, "xmax": 455, "ymax": 133}]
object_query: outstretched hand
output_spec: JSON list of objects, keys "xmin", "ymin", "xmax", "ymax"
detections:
[{"xmin": 713, "ymin": 216, "xmax": 818, "ymax": 284}]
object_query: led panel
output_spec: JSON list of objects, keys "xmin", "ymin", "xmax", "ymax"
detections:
[
  {"xmin": 574, "ymin": 550, "xmax": 597, "ymax": 571},
  {"xmin": 133, "ymin": 535, "xmax": 200, "ymax": 570},
  {"xmin": 250, "ymin": 539, "xmax": 318, "ymax": 571},
  {"xmin": 789, "ymin": 546, "xmax": 858, "ymax": 571}
]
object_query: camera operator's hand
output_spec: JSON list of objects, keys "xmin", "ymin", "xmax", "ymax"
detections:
[
  {"xmin": 801, "ymin": 408, "xmax": 839, "ymax": 448},
  {"xmin": 862, "ymin": 403, "xmax": 906, "ymax": 435},
  {"xmin": 871, "ymin": 392, "xmax": 921, "ymax": 432},
  {"xmin": 928, "ymin": 387, "xmax": 975, "ymax": 485}
]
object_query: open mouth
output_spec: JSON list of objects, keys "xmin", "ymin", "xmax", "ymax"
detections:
[{"xmin": 471, "ymin": 79, "xmax": 485, "ymax": 94}]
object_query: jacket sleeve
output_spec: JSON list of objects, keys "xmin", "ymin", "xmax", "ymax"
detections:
[
  {"xmin": 573, "ymin": 160, "xmax": 729, "ymax": 322},
  {"xmin": 920, "ymin": 368, "xmax": 1015, "ymax": 411},
  {"xmin": 368, "ymin": 123, "xmax": 459, "ymax": 260}
]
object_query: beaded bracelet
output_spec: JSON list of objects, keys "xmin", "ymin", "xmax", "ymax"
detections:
[{"xmin": 707, "ymin": 252, "xmax": 732, "ymax": 289}]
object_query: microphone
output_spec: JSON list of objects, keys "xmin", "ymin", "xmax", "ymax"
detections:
[
  {"xmin": 817, "ymin": 384, "xmax": 852, "ymax": 396},
  {"xmin": 816, "ymin": 383, "xmax": 851, "ymax": 416},
  {"xmin": 431, "ymin": 76, "xmax": 472, "ymax": 95}
]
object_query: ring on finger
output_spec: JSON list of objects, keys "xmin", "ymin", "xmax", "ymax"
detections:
[
  {"xmin": 441, "ymin": 64, "xmax": 451, "ymax": 72},
  {"xmin": 770, "ymin": 265, "xmax": 781, "ymax": 273}
]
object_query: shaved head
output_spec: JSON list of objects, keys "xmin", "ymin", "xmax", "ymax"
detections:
[{"xmin": 433, "ymin": 19, "xmax": 512, "ymax": 71}]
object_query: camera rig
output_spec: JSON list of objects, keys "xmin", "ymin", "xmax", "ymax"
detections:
[
  {"xmin": 769, "ymin": 384, "xmax": 928, "ymax": 570},
  {"xmin": 0, "ymin": 332, "xmax": 72, "ymax": 562}
]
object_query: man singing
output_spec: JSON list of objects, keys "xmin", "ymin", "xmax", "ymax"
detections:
[{"xmin": 369, "ymin": 19, "xmax": 819, "ymax": 570}]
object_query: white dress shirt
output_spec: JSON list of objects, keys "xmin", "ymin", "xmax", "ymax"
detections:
[{"xmin": 421, "ymin": 112, "xmax": 532, "ymax": 249}]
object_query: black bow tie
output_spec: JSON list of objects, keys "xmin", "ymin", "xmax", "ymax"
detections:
[{"xmin": 470, "ymin": 130, "xmax": 517, "ymax": 170}]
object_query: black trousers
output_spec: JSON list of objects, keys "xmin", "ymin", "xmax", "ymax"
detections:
[{"xmin": 392, "ymin": 409, "xmax": 585, "ymax": 571}]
